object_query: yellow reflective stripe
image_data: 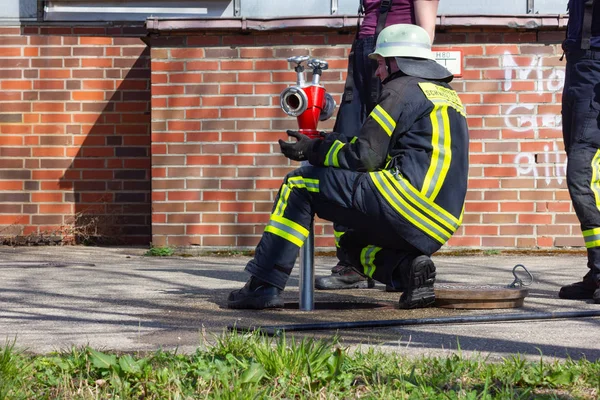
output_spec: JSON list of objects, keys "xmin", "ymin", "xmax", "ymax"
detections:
[
  {"xmin": 583, "ymin": 227, "xmax": 600, "ymax": 248},
  {"xmin": 421, "ymin": 104, "xmax": 452, "ymax": 200},
  {"xmin": 384, "ymin": 154, "xmax": 393, "ymax": 168},
  {"xmin": 360, "ymin": 245, "xmax": 381, "ymax": 278},
  {"xmin": 270, "ymin": 214, "xmax": 309, "ymax": 237},
  {"xmin": 585, "ymin": 151, "xmax": 600, "ymax": 249},
  {"xmin": 288, "ymin": 176, "xmax": 319, "ymax": 192},
  {"xmin": 265, "ymin": 214, "xmax": 309, "ymax": 247},
  {"xmin": 350, "ymin": 137, "xmax": 358, "ymax": 143},
  {"xmin": 430, "ymin": 98, "xmax": 466, "ymax": 117},
  {"xmin": 583, "ymin": 227, "xmax": 600, "ymax": 237},
  {"xmin": 591, "ymin": 150, "xmax": 600, "ymax": 209},
  {"xmin": 273, "ymin": 183, "xmax": 292, "ymax": 217},
  {"xmin": 585, "ymin": 240, "xmax": 600, "ymax": 249},
  {"xmin": 324, "ymin": 140, "xmax": 344, "ymax": 168},
  {"xmin": 370, "ymin": 172, "xmax": 449, "ymax": 243},
  {"xmin": 422, "ymin": 104, "xmax": 440, "ymax": 196},
  {"xmin": 370, "ymin": 104, "xmax": 396, "ymax": 137},
  {"xmin": 334, "ymin": 230, "xmax": 344, "ymax": 247},
  {"xmin": 265, "ymin": 225, "xmax": 305, "ymax": 247},
  {"xmin": 269, "ymin": 175, "xmax": 318, "ymax": 244},
  {"xmin": 383, "ymin": 170, "xmax": 459, "ymax": 230}
]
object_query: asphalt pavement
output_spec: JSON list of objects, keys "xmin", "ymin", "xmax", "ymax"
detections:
[{"xmin": 1, "ymin": 246, "xmax": 599, "ymax": 361}]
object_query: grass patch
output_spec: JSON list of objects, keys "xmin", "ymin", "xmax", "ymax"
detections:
[
  {"xmin": 143, "ymin": 245, "xmax": 175, "ymax": 257},
  {"xmin": 1, "ymin": 332, "xmax": 599, "ymax": 399}
]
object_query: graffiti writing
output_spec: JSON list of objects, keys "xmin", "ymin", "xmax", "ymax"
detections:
[
  {"xmin": 513, "ymin": 142, "xmax": 566, "ymax": 185},
  {"xmin": 502, "ymin": 52, "xmax": 566, "ymax": 184},
  {"xmin": 502, "ymin": 53, "xmax": 565, "ymax": 93}
]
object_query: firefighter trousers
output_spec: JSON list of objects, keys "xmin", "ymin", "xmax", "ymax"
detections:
[
  {"xmin": 563, "ymin": 49, "xmax": 600, "ymax": 284},
  {"xmin": 245, "ymin": 166, "xmax": 424, "ymax": 290}
]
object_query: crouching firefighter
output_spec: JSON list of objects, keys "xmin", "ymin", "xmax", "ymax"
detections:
[{"xmin": 227, "ymin": 24, "xmax": 469, "ymax": 310}]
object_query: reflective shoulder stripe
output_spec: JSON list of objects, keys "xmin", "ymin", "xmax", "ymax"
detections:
[
  {"xmin": 324, "ymin": 140, "xmax": 345, "ymax": 168},
  {"xmin": 370, "ymin": 104, "xmax": 396, "ymax": 136},
  {"xmin": 350, "ymin": 137, "xmax": 358, "ymax": 143},
  {"xmin": 418, "ymin": 82, "xmax": 466, "ymax": 116},
  {"xmin": 369, "ymin": 171, "xmax": 450, "ymax": 244},
  {"xmin": 360, "ymin": 245, "xmax": 381, "ymax": 278}
]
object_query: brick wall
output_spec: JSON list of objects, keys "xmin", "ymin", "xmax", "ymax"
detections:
[
  {"xmin": 148, "ymin": 27, "xmax": 578, "ymax": 250},
  {"xmin": 0, "ymin": 23, "xmax": 577, "ymax": 250},
  {"xmin": 0, "ymin": 25, "xmax": 151, "ymax": 245}
]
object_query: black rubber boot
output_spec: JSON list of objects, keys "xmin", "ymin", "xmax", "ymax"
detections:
[
  {"xmin": 559, "ymin": 279, "xmax": 598, "ymax": 300},
  {"xmin": 227, "ymin": 276, "xmax": 284, "ymax": 309},
  {"xmin": 594, "ymin": 289, "xmax": 600, "ymax": 304},
  {"xmin": 398, "ymin": 255, "xmax": 436, "ymax": 309},
  {"xmin": 315, "ymin": 263, "xmax": 375, "ymax": 290}
]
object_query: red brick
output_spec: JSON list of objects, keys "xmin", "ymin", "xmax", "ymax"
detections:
[
  {"xmin": 72, "ymin": 91, "xmax": 105, "ymax": 101},
  {"xmin": 187, "ymin": 155, "xmax": 220, "ymax": 165},
  {"xmin": 40, "ymin": 69, "xmax": 71, "ymax": 79},
  {"xmin": 32, "ymin": 193, "xmax": 63, "ymax": 203},
  {"xmin": 186, "ymin": 109, "xmax": 219, "ymax": 119},
  {"xmin": 171, "ymin": 48, "xmax": 205, "ymax": 59},
  {"xmin": 0, "ymin": 181, "xmax": 22, "ymax": 190},
  {"xmin": 204, "ymin": 191, "xmax": 236, "ymax": 201},
  {"xmin": 1, "ymin": 80, "xmax": 31, "ymax": 90},
  {"xmin": 187, "ymin": 61, "xmax": 217, "ymax": 71},
  {"xmin": 153, "ymin": 61, "xmax": 185, "ymax": 71},
  {"xmin": 39, "ymin": 204, "xmax": 73, "ymax": 214},
  {"xmin": 168, "ymin": 191, "xmax": 202, "ymax": 201},
  {"xmin": 0, "ymin": 47, "xmax": 21, "ymax": 56},
  {"xmin": 0, "ymin": 136, "xmax": 22, "ymax": 146},
  {"xmin": 168, "ymin": 97, "xmax": 200, "ymax": 108},
  {"xmin": 186, "ymin": 224, "xmax": 220, "ymax": 235}
]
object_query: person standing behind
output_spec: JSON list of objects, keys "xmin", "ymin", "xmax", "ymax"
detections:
[
  {"xmin": 315, "ymin": 0, "xmax": 441, "ymax": 291},
  {"xmin": 559, "ymin": 0, "xmax": 600, "ymax": 304}
]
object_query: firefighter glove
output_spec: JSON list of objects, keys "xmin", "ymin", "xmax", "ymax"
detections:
[{"xmin": 279, "ymin": 130, "xmax": 313, "ymax": 161}]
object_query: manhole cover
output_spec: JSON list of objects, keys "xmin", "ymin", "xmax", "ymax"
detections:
[{"xmin": 434, "ymin": 284, "xmax": 529, "ymax": 309}]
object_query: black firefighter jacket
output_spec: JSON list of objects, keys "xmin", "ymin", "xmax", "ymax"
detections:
[{"xmin": 306, "ymin": 72, "xmax": 470, "ymax": 254}]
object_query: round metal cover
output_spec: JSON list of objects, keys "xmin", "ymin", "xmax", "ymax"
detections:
[{"xmin": 434, "ymin": 284, "xmax": 529, "ymax": 309}]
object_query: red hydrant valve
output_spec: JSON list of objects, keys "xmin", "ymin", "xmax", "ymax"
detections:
[{"xmin": 280, "ymin": 56, "xmax": 336, "ymax": 139}]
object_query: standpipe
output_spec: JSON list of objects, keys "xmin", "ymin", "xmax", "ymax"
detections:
[{"xmin": 279, "ymin": 56, "xmax": 336, "ymax": 311}]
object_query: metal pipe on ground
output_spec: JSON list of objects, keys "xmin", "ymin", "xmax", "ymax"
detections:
[{"xmin": 229, "ymin": 310, "xmax": 600, "ymax": 336}]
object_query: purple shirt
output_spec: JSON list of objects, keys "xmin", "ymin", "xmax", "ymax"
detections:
[{"xmin": 358, "ymin": 0, "xmax": 416, "ymax": 39}]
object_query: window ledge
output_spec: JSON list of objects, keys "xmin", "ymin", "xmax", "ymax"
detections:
[{"xmin": 145, "ymin": 14, "xmax": 569, "ymax": 35}]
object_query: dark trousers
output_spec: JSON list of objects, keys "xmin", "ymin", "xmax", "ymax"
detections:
[
  {"xmin": 562, "ymin": 49, "xmax": 600, "ymax": 284},
  {"xmin": 245, "ymin": 166, "xmax": 423, "ymax": 290},
  {"xmin": 331, "ymin": 36, "xmax": 380, "ymax": 267},
  {"xmin": 333, "ymin": 36, "xmax": 380, "ymax": 136}
]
